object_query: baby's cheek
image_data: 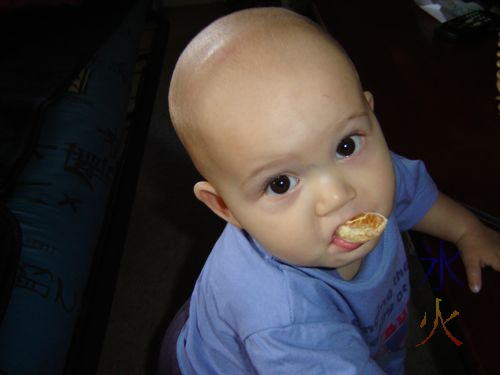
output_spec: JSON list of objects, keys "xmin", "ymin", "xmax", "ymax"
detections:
[
  {"xmin": 372, "ymin": 155, "xmax": 395, "ymax": 202},
  {"xmin": 262, "ymin": 230, "xmax": 308, "ymax": 263},
  {"xmin": 355, "ymin": 167, "xmax": 394, "ymax": 216}
]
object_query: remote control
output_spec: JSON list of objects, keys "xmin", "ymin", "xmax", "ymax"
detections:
[{"xmin": 434, "ymin": 9, "xmax": 500, "ymax": 41}]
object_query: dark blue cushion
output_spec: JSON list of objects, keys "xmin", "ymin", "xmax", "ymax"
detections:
[{"xmin": 0, "ymin": 0, "xmax": 148, "ymax": 372}]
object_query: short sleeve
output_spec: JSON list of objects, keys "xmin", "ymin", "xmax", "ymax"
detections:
[
  {"xmin": 244, "ymin": 321, "xmax": 387, "ymax": 374},
  {"xmin": 392, "ymin": 152, "xmax": 439, "ymax": 231}
]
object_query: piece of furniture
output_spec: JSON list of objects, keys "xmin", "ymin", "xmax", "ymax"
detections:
[
  {"xmin": 0, "ymin": 0, "xmax": 169, "ymax": 373},
  {"xmin": 312, "ymin": 0, "xmax": 499, "ymax": 373},
  {"xmin": 0, "ymin": 205, "xmax": 21, "ymax": 325}
]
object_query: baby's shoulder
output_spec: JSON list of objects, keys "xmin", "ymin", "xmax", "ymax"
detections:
[
  {"xmin": 193, "ymin": 228, "xmax": 298, "ymax": 332},
  {"xmin": 207, "ymin": 237, "xmax": 289, "ymax": 307},
  {"xmin": 193, "ymin": 226, "xmax": 345, "ymax": 336}
]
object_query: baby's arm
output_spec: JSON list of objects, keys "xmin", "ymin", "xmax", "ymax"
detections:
[
  {"xmin": 244, "ymin": 321, "xmax": 389, "ymax": 374},
  {"xmin": 412, "ymin": 192, "xmax": 500, "ymax": 293}
]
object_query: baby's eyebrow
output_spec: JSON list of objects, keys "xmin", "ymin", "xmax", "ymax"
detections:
[
  {"xmin": 343, "ymin": 112, "xmax": 370, "ymax": 125},
  {"xmin": 240, "ymin": 112, "xmax": 370, "ymax": 188},
  {"xmin": 241, "ymin": 158, "xmax": 292, "ymax": 188}
]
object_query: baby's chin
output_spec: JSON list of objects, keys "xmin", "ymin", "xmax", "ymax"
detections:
[{"xmin": 329, "ymin": 236, "xmax": 382, "ymax": 268}]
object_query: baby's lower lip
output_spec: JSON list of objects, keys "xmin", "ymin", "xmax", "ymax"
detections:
[{"xmin": 331, "ymin": 235, "xmax": 362, "ymax": 251}]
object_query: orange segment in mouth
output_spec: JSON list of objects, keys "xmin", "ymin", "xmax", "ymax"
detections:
[{"xmin": 335, "ymin": 212, "xmax": 387, "ymax": 243}]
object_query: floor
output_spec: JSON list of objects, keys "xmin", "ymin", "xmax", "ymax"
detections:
[{"xmin": 97, "ymin": 2, "xmax": 469, "ymax": 374}]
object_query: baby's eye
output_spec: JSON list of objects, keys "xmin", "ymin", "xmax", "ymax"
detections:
[
  {"xmin": 336, "ymin": 135, "xmax": 363, "ymax": 159},
  {"xmin": 265, "ymin": 175, "xmax": 299, "ymax": 196}
]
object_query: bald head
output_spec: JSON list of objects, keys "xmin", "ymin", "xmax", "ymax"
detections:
[{"xmin": 169, "ymin": 7, "xmax": 360, "ymax": 181}]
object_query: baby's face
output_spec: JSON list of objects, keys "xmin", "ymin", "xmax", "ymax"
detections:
[{"xmin": 196, "ymin": 37, "xmax": 395, "ymax": 271}]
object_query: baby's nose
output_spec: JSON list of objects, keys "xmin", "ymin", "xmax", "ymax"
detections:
[{"xmin": 314, "ymin": 173, "xmax": 356, "ymax": 217}]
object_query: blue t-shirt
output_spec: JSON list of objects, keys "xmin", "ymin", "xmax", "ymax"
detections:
[{"xmin": 176, "ymin": 153, "xmax": 438, "ymax": 374}]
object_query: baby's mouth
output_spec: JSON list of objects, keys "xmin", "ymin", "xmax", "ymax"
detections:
[{"xmin": 331, "ymin": 234, "xmax": 363, "ymax": 251}]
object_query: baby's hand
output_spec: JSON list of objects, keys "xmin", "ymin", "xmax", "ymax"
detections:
[{"xmin": 457, "ymin": 222, "xmax": 500, "ymax": 293}]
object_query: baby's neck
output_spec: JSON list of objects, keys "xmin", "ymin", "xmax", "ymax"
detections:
[{"xmin": 336, "ymin": 259, "xmax": 362, "ymax": 280}]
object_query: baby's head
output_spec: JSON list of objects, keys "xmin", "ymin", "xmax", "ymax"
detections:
[{"xmin": 169, "ymin": 7, "xmax": 395, "ymax": 273}]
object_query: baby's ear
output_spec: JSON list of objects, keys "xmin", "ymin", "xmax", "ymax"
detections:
[
  {"xmin": 193, "ymin": 181, "xmax": 242, "ymax": 228},
  {"xmin": 364, "ymin": 91, "xmax": 374, "ymax": 110}
]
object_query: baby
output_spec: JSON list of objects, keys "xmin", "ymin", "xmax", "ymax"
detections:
[{"xmin": 163, "ymin": 7, "xmax": 500, "ymax": 374}]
